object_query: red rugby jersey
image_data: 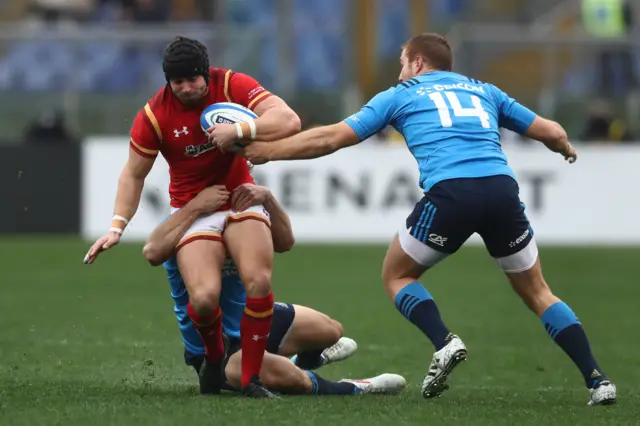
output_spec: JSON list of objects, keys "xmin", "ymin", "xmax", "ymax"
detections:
[{"xmin": 129, "ymin": 67, "xmax": 273, "ymax": 208}]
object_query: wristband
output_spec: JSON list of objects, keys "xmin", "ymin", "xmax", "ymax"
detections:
[
  {"xmin": 235, "ymin": 122, "xmax": 243, "ymax": 139},
  {"xmin": 235, "ymin": 120, "xmax": 257, "ymax": 142},
  {"xmin": 247, "ymin": 119, "xmax": 257, "ymax": 140},
  {"xmin": 111, "ymin": 215, "xmax": 129, "ymax": 232},
  {"xmin": 109, "ymin": 227, "xmax": 123, "ymax": 235}
]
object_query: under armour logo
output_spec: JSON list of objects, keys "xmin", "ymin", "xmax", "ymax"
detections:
[{"xmin": 174, "ymin": 126, "xmax": 189, "ymax": 138}]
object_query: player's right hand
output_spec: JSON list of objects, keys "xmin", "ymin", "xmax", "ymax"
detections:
[
  {"xmin": 191, "ymin": 185, "xmax": 230, "ymax": 213},
  {"xmin": 83, "ymin": 231, "xmax": 121, "ymax": 264},
  {"xmin": 562, "ymin": 142, "xmax": 577, "ymax": 164},
  {"xmin": 240, "ymin": 142, "xmax": 271, "ymax": 165},
  {"xmin": 231, "ymin": 183, "xmax": 270, "ymax": 212}
]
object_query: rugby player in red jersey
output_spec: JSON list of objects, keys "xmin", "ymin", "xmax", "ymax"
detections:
[{"xmin": 84, "ymin": 37, "xmax": 301, "ymax": 398}]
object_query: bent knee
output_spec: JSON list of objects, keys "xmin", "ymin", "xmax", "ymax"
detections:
[
  {"xmin": 142, "ymin": 243, "xmax": 165, "ymax": 266},
  {"xmin": 327, "ymin": 319, "xmax": 343, "ymax": 343},
  {"xmin": 242, "ymin": 270, "xmax": 272, "ymax": 297},
  {"xmin": 189, "ymin": 285, "xmax": 221, "ymax": 314},
  {"xmin": 311, "ymin": 316, "xmax": 343, "ymax": 348}
]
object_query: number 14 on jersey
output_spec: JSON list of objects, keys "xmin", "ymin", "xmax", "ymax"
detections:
[{"xmin": 429, "ymin": 91, "xmax": 491, "ymax": 129}]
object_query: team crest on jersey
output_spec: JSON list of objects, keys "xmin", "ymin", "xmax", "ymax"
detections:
[{"xmin": 185, "ymin": 140, "xmax": 215, "ymax": 157}]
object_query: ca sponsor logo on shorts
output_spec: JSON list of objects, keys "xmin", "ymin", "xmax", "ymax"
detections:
[
  {"xmin": 428, "ymin": 233, "xmax": 448, "ymax": 247},
  {"xmin": 509, "ymin": 228, "xmax": 530, "ymax": 248}
]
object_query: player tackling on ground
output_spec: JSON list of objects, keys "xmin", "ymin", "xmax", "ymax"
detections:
[
  {"xmin": 143, "ymin": 183, "xmax": 407, "ymax": 396},
  {"xmin": 85, "ymin": 36, "xmax": 301, "ymax": 398},
  {"xmin": 238, "ymin": 33, "xmax": 616, "ymax": 406}
]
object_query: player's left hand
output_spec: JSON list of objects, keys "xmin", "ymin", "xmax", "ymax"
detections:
[
  {"xmin": 231, "ymin": 183, "xmax": 271, "ymax": 212},
  {"xmin": 207, "ymin": 124, "xmax": 246, "ymax": 154},
  {"xmin": 239, "ymin": 142, "xmax": 270, "ymax": 165},
  {"xmin": 83, "ymin": 230, "xmax": 121, "ymax": 264}
]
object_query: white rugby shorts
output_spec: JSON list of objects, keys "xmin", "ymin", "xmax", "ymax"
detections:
[{"xmin": 172, "ymin": 205, "xmax": 271, "ymax": 251}]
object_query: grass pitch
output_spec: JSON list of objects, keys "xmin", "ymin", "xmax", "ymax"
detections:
[{"xmin": 1, "ymin": 238, "xmax": 638, "ymax": 425}]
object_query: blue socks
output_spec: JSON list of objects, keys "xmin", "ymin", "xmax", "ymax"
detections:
[
  {"xmin": 541, "ymin": 302, "xmax": 605, "ymax": 388},
  {"xmin": 305, "ymin": 371, "xmax": 359, "ymax": 395},
  {"xmin": 395, "ymin": 282, "xmax": 451, "ymax": 350},
  {"xmin": 394, "ymin": 285, "xmax": 605, "ymax": 388}
]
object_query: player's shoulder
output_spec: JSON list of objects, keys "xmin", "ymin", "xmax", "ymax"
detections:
[
  {"xmin": 209, "ymin": 66, "xmax": 232, "ymax": 84},
  {"xmin": 134, "ymin": 83, "xmax": 183, "ymax": 136},
  {"xmin": 392, "ymin": 72, "xmax": 487, "ymax": 94},
  {"xmin": 437, "ymin": 72, "xmax": 504, "ymax": 103},
  {"xmin": 395, "ymin": 77, "xmax": 422, "ymax": 91},
  {"xmin": 144, "ymin": 84, "xmax": 174, "ymax": 115},
  {"xmin": 451, "ymin": 73, "xmax": 502, "ymax": 95},
  {"xmin": 407, "ymin": 71, "xmax": 495, "ymax": 89},
  {"xmin": 209, "ymin": 67, "xmax": 258, "ymax": 85},
  {"xmin": 368, "ymin": 84, "xmax": 405, "ymax": 103}
]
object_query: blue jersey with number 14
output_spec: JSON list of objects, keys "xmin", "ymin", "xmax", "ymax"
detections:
[{"xmin": 344, "ymin": 71, "xmax": 537, "ymax": 191}]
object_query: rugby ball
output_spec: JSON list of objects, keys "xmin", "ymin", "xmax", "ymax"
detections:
[{"xmin": 200, "ymin": 102, "xmax": 258, "ymax": 133}]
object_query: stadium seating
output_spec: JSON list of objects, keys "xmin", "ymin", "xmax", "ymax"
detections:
[{"xmin": 0, "ymin": 0, "xmax": 466, "ymax": 93}]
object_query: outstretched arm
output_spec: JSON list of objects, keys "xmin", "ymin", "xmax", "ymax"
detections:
[
  {"xmin": 494, "ymin": 86, "xmax": 576, "ymax": 163},
  {"xmin": 243, "ymin": 122, "xmax": 360, "ymax": 164},
  {"xmin": 524, "ymin": 116, "xmax": 575, "ymax": 162},
  {"xmin": 242, "ymin": 87, "xmax": 400, "ymax": 164}
]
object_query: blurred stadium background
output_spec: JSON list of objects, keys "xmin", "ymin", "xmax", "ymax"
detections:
[
  {"xmin": 2, "ymin": 1, "xmax": 639, "ymax": 425},
  {"xmin": 0, "ymin": 0, "xmax": 639, "ymax": 140}
]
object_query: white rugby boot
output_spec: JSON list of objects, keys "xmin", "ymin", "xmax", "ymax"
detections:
[
  {"xmin": 340, "ymin": 373, "xmax": 407, "ymax": 395},
  {"xmin": 588, "ymin": 380, "xmax": 617, "ymax": 406},
  {"xmin": 421, "ymin": 333, "xmax": 467, "ymax": 398},
  {"xmin": 321, "ymin": 337, "xmax": 358, "ymax": 366}
]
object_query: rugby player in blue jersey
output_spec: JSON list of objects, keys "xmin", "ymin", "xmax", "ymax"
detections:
[
  {"xmin": 238, "ymin": 33, "xmax": 616, "ymax": 406},
  {"xmin": 142, "ymin": 183, "xmax": 407, "ymax": 397}
]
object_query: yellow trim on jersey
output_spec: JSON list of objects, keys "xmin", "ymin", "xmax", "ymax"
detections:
[
  {"xmin": 130, "ymin": 138, "xmax": 159, "ymax": 155},
  {"xmin": 224, "ymin": 69, "xmax": 233, "ymax": 102},
  {"xmin": 144, "ymin": 103, "xmax": 162, "ymax": 143},
  {"xmin": 247, "ymin": 91, "xmax": 271, "ymax": 110},
  {"xmin": 244, "ymin": 307, "xmax": 274, "ymax": 318}
]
